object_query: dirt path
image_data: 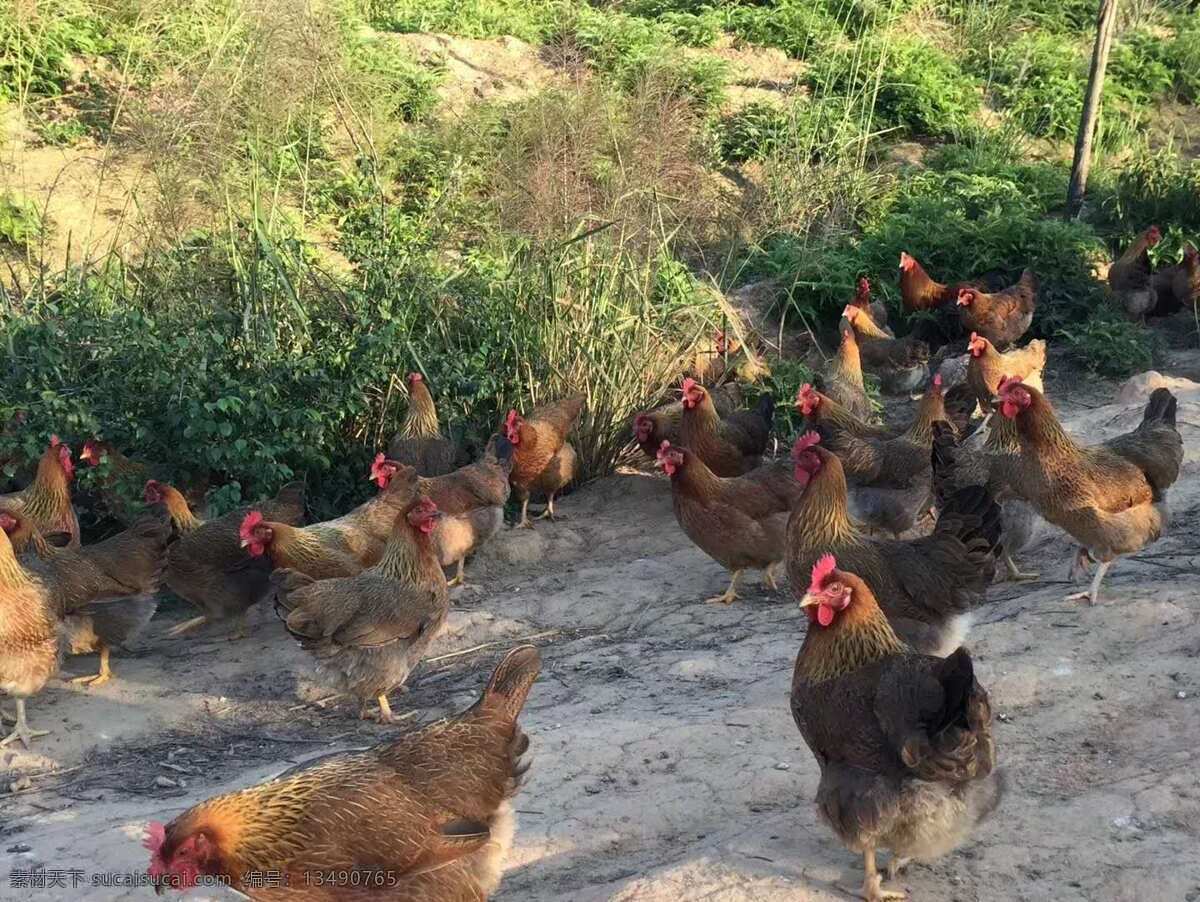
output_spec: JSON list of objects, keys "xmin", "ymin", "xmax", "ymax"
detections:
[{"xmin": 2, "ymin": 364, "xmax": 1199, "ymax": 902}]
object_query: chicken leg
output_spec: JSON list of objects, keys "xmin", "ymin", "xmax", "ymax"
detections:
[
  {"xmin": 763, "ymin": 561, "xmax": 782, "ymax": 591},
  {"xmin": 70, "ymin": 645, "xmax": 112, "ymax": 687},
  {"xmin": 446, "ymin": 558, "xmax": 466, "ymax": 588},
  {"xmin": 1002, "ymin": 553, "xmax": 1040, "ymax": 582},
  {"xmin": 165, "ymin": 615, "xmax": 209, "ymax": 638},
  {"xmin": 837, "ymin": 846, "xmax": 906, "ymax": 902},
  {"xmin": 705, "ymin": 570, "xmax": 741, "ymax": 605},
  {"xmin": 1066, "ymin": 559, "xmax": 1111, "ymax": 605},
  {"xmin": 535, "ymin": 492, "xmax": 566, "ymax": 522},
  {"xmin": 0, "ymin": 700, "xmax": 50, "ymax": 749},
  {"xmin": 515, "ymin": 498, "xmax": 533, "ymax": 529}
]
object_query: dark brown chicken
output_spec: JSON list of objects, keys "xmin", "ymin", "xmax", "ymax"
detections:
[
  {"xmin": 371, "ymin": 436, "xmax": 514, "ymax": 587},
  {"xmin": 656, "ymin": 442, "xmax": 801, "ymax": 604},
  {"xmin": 387, "ymin": 372, "xmax": 458, "ymax": 477},
  {"xmin": 2, "ymin": 511, "xmax": 170, "ymax": 686},
  {"xmin": 273, "ymin": 496, "xmax": 448, "ymax": 723},
  {"xmin": 632, "ymin": 384, "xmax": 744, "ymax": 460},
  {"xmin": 955, "ymin": 270, "xmax": 1037, "ymax": 349},
  {"xmin": 0, "ymin": 436, "xmax": 79, "ymax": 547},
  {"xmin": 678, "ymin": 378, "xmax": 773, "ymax": 477},
  {"xmin": 1109, "ymin": 225, "xmax": 1161, "ymax": 320},
  {"xmin": 994, "ymin": 378, "xmax": 1182, "ymax": 604},
  {"xmin": 791, "ymin": 555, "xmax": 1000, "ymax": 902},
  {"xmin": 821, "ymin": 324, "xmax": 873, "ymax": 421},
  {"xmin": 145, "ymin": 644, "xmax": 541, "ymax": 900},
  {"xmin": 796, "ymin": 384, "xmax": 896, "ymax": 442},
  {"xmin": 1150, "ymin": 243, "xmax": 1199, "ymax": 316},
  {"xmin": 148, "ymin": 479, "xmax": 308, "ymax": 639},
  {"xmin": 787, "ymin": 432, "xmax": 1002, "ymax": 656},
  {"xmin": 505, "ymin": 395, "xmax": 585, "ymax": 527}
]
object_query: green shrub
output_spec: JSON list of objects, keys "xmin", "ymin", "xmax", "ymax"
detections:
[
  {"xmin": 1093, "ymin": 144, "xmax": 1200, "ymax": 236},
  {"xmin": 724, "ymin": 2, "xmax": 842, "ymax": 59},
  {"xmin": 348, "ymin": 32, "xmax": 443, "ymax": 123},
  {"xmin": 1171, "ymin": 14, "xmax": 1200, "ymax": 102},
  {"xmin": 1058, "ymin": 311, "xmax": 1155, "ymax": 377},
  {"xmin": 0, "ymin": 0, "xmax": 108, "ymax": 102},
  {"xmin": 0, "ymin": 193, "xmax": 43, "ymax": 248},
  {"xmin": 989, "ymin": 32, "xmax": 1086, "ymax": 139},
  {"xmin": 362, "ymin": 0, "xmax": 559, "ymax": 42},
  {"xmin": 1108, "ymin": 29, "xmax": 1177, "ymax": 106}
]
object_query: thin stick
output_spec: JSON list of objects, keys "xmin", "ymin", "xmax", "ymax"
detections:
[{"xmin": 426, "ymin": 631, "xmax": 559, "ymax": 665}]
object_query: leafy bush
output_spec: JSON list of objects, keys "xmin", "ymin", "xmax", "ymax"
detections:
[
  {"xmin": 989, "ymin": 32, "xmax": 1086, "ymax": 139},
  {"xmin": 0, "ymin": 193, "xmax": 43, "ymax": 248},
  {"xmin": 1171, "ymin": 14, "xmax": 1200, "ymax": 102},
  {"xmin": 1108, "ymin": 29, "xmax": 1177, "ymax": 106},
  {"xmin": 1058, "ymin": 311, "xmax": 1155, "ymax": 377},
  {"xmin": 362, "ymin": 0, "xmax": 559, "ymax": 42},
  {"xmin": 0, "ymin": 0, "xmax": 108, "ymax": 102},
  {"xmin": 724, "ymin": 2, "xmax": 842, "ymax": 59},
  {"xmin": 1094, "ymin": 144, "xmax": 1200, "ymax": 236}
]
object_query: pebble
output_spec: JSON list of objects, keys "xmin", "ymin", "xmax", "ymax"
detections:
[
  {"xmin": 5, "ymin": 843, "xmax": 31, "ymax": 854},
  {"xmin": 774, "ymin": 762, "xmax": 790, "ymax": 771},
  {"xmin": 154, "ymin": 776, "xmax": 178, "ymax": 788},
  {"xmin": 1176, "ymin": 691, "xmax": 1187, "ymax": 700}
]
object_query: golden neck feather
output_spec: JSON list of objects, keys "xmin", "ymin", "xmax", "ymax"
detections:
[
  {"xmin": 400, "ymin": 383, "xmax": 442, "ymax": 439},
  {"xmin": 797, "ymin": 602, "xmax": 907, "ymax": 683}
]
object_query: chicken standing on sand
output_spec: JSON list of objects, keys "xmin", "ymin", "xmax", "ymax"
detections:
[
  {"xmin": 791, "ymin": 554, "xmax": 1001, "ymax": 902},
  {"xmin": 505, "ymin": 395, "xmax": 585, "ymax": 528},
  {"xmin": 145, "ymin": 645, "xmax": 541, "ymax": 900}
]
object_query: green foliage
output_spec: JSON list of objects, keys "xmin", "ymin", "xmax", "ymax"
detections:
[
  {"xmin": 759, "ymin": 357, "xmax": 816, "ymax": 439},
  {"xmin": 0, "ymin": 193, "xmax": 43, "ymax": 248},
  {"xmin": 1094, "ymin": 144, "xmax": 1200, "ymax": 236},
  {"xmin": 362, "ymin": 0, "xmax": 559, "ymax": 42},
  {"xmin": 0, "ymin": 0, "xmax": 108, "ymax": 102},
  {"xmin": 1108, "ymin": 29, "xmax": 1178, "ymax": 106},
  {"xmin": 1170, "ymin": 13, "xmax": 1200, "ymax": 103},
  {"xmin": 724, "ymin": 2, "xmax": 842, "ymax": 59},
  {"xmin": 989, "ymin": 32, "xmax": 1086, "ymax": 140},
  {"xmin": 347, "ymin": 32, "xmax": 443, "ymax": 122},
  {"xmin": 1058, "ymin": 311, "xmax": 1155, "ymax": 378}
]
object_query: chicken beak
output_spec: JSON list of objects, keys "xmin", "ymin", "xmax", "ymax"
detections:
[{"xmin": 798, "ymin": 592, "xmax": 819, "ymax": 608}]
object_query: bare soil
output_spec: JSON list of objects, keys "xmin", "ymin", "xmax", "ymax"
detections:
[{"xmin": 2, "ymin": 349, "xmax": 1199, "ymax": 901}]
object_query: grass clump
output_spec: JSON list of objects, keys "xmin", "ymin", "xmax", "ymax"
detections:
[
  {"xmin": 1058, "ymin": 311, "xmax": 1155, "ymax": 378},
  {"xmin": 0, "ymin": 193, "xmax": 43, "ymax": 248}
]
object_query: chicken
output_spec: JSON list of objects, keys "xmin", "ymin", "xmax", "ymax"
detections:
[
  {"xmin": 816, "ymin": 375, "xmax": 951, "ymax": 538},
  {"xmin": 387, "ymin": 372, "xmax": 458, "ymax": 477},
  {"xmin": 240, "ymin": 467, "xmax": 419, "ymax": 585},
  {"xmin": 1109, "ymin": 225, "xmax": 1161, "ymax": 320},
  {"xmin": 955, "ymin": 270, "xmax": 1037, "ymax": 349},
  {"xmin": 3, "ymin": 511, "xmax": 170, "ymax": 686},
  {"xmin": 147, "ymin": 479, "xmax": 308, "ymax": 639},
  {"xmin": 0, "ymin": 521, "xmax": 59, "ymax": 748},
  {"xmin": 820, "ymin": 324, "xmax": 873, "ymax": 421},
  {"xmin": 787, "ymin": 432, "xmax": 1002, "ymax": 656},
  {"xmin": 0, "ymin": 435, "xmax": 80, "ymax": 547},
  {"xmin": 678, "ymin": 378, "xmax": 774, "ymax": 477},
  {"xmin": 965, "ymin": 333, "xmax": 1046, "ymax": 410},
  {"xmin": 993, "ymin": 378, "xmax": 1182, "ymax": 604},
  {"xmin": 632, "ymin": 384, "xmax": 745, "ymax": 460},
  {"xmin": 842, "ymin": 305, "xmax": 929, "ymax": 395},
  {"xmin": 796, "ymin": 384, "xmax": 896, "ymax": 442},
  {"xmin": 370, "ymin": 436, "xmax": 515, "ymax": 587},
  {"xmin": 791, "ymin": 554, "xmax": 1000, "ymax": 902},
  {"xmin": 656, "ymin": 441, "xmax": 801, "ymax": 605},
  {"xmin": 272, "ymin": 496, "xmax": 448, "ymax": 723},
  {"xmin": 145, "ymin": 644, "xmax": 541, "ymax": 900},
  {"xmin": 848, "ymin": 277, "xmax": 890, "ymax": 334},
  {"xmin": 898, "ymin": 252, "xmax": 967, "ymax": 312},
  {"xmin": 1150, "ymin": 243, "xmax": 1199, "ymax": 316},
  {"xmin": 505, "ymin": 395, "xmax": 585, "ymax": 527}
]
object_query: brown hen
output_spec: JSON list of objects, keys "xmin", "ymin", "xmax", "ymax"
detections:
[
  {"xmin": 955, "ymin": 270, "xmax": 1037, "ymax": 349},
  {"xmin": 678, "ymin": 377, "xmax": 773, "ymax": 477},
  {"xmin": 387, "ymin": 372, "xmax": 459, "ymax": 477},
  {"xmin": 0, "ymin": 436, "xmax": 79, "ymax": 547},
  {"xmin": 504, "ymin": 395, "xmax": 584, "ymax": 527}
]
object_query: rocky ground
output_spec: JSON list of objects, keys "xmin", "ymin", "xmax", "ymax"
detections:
[{"xmin": 2, "ymin": 356, "xmax": 1199, "ymax": 902}]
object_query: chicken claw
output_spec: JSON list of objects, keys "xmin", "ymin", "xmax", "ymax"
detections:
[
  {"xmin": 705, "ymin": 570, "xmax": 741, "ymax": 605},
  {"xmin": 1002, "ymin": 554, "xmax": 1040, "ymax": 583},
  {"xmin": 763, "ymin": 562, "xmax": 782, "ymax": 592},
  {"xmin": 70, "ymin": 646, "xmax": 112, "ymax": 687},
  {"xmin": 837, "ymin": 848, "xmax": 907, "ymax": 901},
  {"xmin": 535, "ymin": 493, "xmax": 566, "ymax": 522},
  {"xmin": 885, "ymin": 857, "xmax": 911, "ymax": 882},
  {"xmin": 446, "ymin": 559, "xmax": 466, "ymax": 589},
  {"xmin": 165, "ymin": 615, "xmax": 209, "ymax": 639},
  {"xmin": 1065, "ymin": 560, "xmax": 1111, "ymax": 605},
  {"xmin": 0, "ymin": 701, "xmax": 50, "ymax": 749},
  {"xmin": 515, "ymin": 499, "xmax": 534, "ymax": 530}
]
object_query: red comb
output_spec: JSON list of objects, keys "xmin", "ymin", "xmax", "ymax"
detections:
[
  {"xmin": 810, "ymin": 553, "xmax": 837, "ymax": 591},
  {"xmin": 50, "ymin": 435, "xmax": 61, "ymax": 447},
  {"xmin": 505, "ymin": 409, "xmax": 520, "ymax": 426},
  {"xmin": 655, "ymin": 440, "xmax": 673, "ymax": 459},
  {"xmin": 239, "ymin": 511, "xmax": 263, "ymax": 539},
  {"xmin": 143, "ymin": 821, "xmax": 166, "ymax": 852},
  {"xmin": 933, "ymin": 373, "xmax": 942, "ymax": 388},
  {"xmin": 680, "ymin": 377, "xmax": 698, "ymax": 393},
  {"xmin": 791, "ymin": 431, "xmax": 821, "ymax": 458}
]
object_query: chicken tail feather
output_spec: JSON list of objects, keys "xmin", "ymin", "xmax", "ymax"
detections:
[
  {"xmin": 1142, "ymin": 387, "xmax": 1176, "ymax": 429},
  {"xmin": 479, "ymin": 645, "xmax": 541, "ymax": 725}
]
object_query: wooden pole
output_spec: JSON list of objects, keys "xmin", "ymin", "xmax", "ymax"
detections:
[{"xmin": 1066, "ymin": 0, "xmax": 1119, "ymax": 218}]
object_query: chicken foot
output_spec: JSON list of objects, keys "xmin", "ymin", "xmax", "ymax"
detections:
[
  {"xmin": 0, "ymin": 700, "xmax": 50, "ymax": 749},
  {"xmin": 705, "ymin": 570, "xmax": 741, "ymax": 605},
  {"xmin": 1002, "ymin": 553, "xmax": 1040, "ymax": 582},
  {"xmin": 763, "ymin": 561, "xmax": 783, "ymax": 592},
  {"xmin": 886, "ymin": 856, "xmax": 911, "ymax": 881},
  {"xmin": 70, "ymin": 644, "xmax": 112, "ymax": 687},
  {"xmin": 446, "ymin": 558, "xmax": 466, "ymax": 588},
  {"xmin": 535, "ymin": 492, "xmax": 566, "ymax": 522},
  {"xmin": 837, "ymin": 846, "xmax": 907, "ymax": 902},
  {"xmin": 165, "ymin": 615, "xmax": 209, "ymax": 638},
  {"xmin": 515, "ymin": 498, "xmax": 534, "ymax": 530},
  {"xmin": 1065, "ymin": 559, "xmax": 1112, "ymax": 605}
]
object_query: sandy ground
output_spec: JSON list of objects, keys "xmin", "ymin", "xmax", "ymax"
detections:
[{"xmin": 2, "ymin": 355, "xmax": 1200, "ymax": 902}]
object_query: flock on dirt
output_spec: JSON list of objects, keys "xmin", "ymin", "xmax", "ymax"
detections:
[{"xmin": 0, "ymin": 229, "xmax": 1193, "ymax": 900}]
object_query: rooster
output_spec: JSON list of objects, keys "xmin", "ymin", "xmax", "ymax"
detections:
[
  {"xmin": 145, "ymin": 644, "xmax": 541, "ymax": 899},
  {"xmin": 370, "ymin": 436, "xmax": 515, "ymax": 587},
  {"xmin": 505, "ymin": 395, "xmax": 585, "ymax": 527},
  {"xmin": 842, "ymin": 306, "xmax": 928, "ymax": 395},
  {"xmin": 678, "ymin": 377, "xmax": 773, "ymax": 477},
  {"xmin": 656, "ymin": 441, "xmax": 801, "ymax": 605},
  {"xmin": 386, "ymin": 372, "xmax": 458, "ymax": 477},
  {"xmin": 0, "ymin": 436, "xmax": 80, "ymax": 547},
  {"xmin": 787, "ymin": 432, "xmax": 1002, "ymax": 656},
  {"xmin": 2, "ymin": 510, "xmax": 170, "ymax": 686},
  {"xmin": 1109, "ymin": 225, "xmax": 1161, "ymax": 320},
  {"xmin": 898, "ymin": 252, "xmax": 969, "ymax": 312},
  {"xmin": 955, "ymin": 270, "xmax": 1037, "ymax": 349},
  {"xmin": 272, "ymin": 496, "xmax": 448, "ymax": 723},
  {"xmin": 791, "ymin": 554, "xmax": 1001, "ymax": 902},
  {"xmin": 0, "ymin": 519, "xmax": 58, "ymax": 748},
  {"xmin": 240, "ymin": 467, "xmax": 419, "ymax": 585},
  {"xmin": 1150, "ymin": 243, "xmax": 1199, "ymax": 317},
  {"xmin": 994, "ymin": 378, "xmax": 1182, "ymax": 604},
  {"xmin": 146, "ymin": 480, "xmax": 308, "ymax": 639}
]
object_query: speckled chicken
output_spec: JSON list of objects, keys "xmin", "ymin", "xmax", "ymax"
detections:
[
  {"xmin": 791, "ymin": 555, "xmax": 1001, "ymax": 902},
  {"xmin": 272, "ymin": 496, "xmax": 449, "ymax": 723},
  {"xmin": 387, "ymin": 372, "xmax": 459, "ymax": 477},
  {"xmin": 145, "ymin": 644, "xmax": 541, "ymax": 900}
]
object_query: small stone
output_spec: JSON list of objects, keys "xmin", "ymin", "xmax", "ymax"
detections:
[
  {"xmin": 1176, "ymin": 691, "xmax": 1187, "ymax": 700},
  {"xmin": 6, "ymin": 843, "xmax": 31, "ymax": 854},
  {"xmin": 154, "ymin": 776, "xmax": 178, "ymax": 789},
  {"xmin": 997, "ymin": 713, "xmax": 1011, "ymax": 723},
  {"xmin": 584, "ymin": 784, "xmax": 601, "ymax": 795},
  {"xmin": 8, "ymin": 777, "xmax": 32, "ymax": 793},
  {"xmin": 1093, "ymin": 692, "xmax": 1104, "ymax": 700},
  {"xmin": 774, "ymin": 762, "xmax": 790, "ymax": 771}
]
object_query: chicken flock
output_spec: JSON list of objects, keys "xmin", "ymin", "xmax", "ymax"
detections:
[{"xmin": 0, "ymin": 231, "xmax": 1192, "ymax": 901}]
